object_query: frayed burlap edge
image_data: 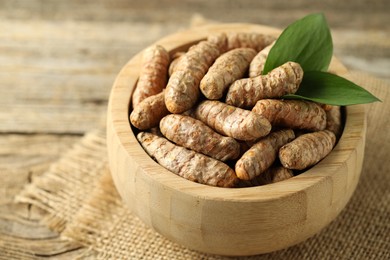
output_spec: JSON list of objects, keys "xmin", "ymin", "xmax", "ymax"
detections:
[
  {"xmin": 14, "ymin": 73, "xmax": 390, "ymax": 259},
  {"xmin": 16, "ymin": 130, "xmax": 107, "ymax": 234}
]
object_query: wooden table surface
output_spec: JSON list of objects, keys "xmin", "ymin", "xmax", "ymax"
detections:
[{"xmin": 1, "ymin": 0, "xmax": 389, "ymax": 258}]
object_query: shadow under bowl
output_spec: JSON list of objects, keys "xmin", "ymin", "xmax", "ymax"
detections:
[{"xmin": 107, "ymin": 23, "xmax": 366, "ymax": 256}]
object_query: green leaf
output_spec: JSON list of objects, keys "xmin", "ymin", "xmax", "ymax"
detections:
[
  {"xmin": 263, "ymin": 13, "xmax": 333, "ymax": 74},
  {"xmin": 283, "ymin": 71, "xmax": 381, "ymax": 105}
]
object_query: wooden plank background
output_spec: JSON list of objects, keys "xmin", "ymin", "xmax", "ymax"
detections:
[{"xmin": 0, "ymin": 0, "xmax": 389, "ymax": 258}]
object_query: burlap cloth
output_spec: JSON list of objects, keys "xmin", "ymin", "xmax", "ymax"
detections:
[{"xmin": 10, "ymin": 72, "xmax": 390, "ymax": 259}]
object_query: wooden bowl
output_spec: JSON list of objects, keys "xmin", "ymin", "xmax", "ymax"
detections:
[{"xmin": 107, "ymin": 23, "xmax": 366, "ymax": 256}]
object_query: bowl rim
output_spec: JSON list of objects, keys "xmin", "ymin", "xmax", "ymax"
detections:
[{"xmin": 107, "ymin": 22, "xmax": 366, "ymax": 203}]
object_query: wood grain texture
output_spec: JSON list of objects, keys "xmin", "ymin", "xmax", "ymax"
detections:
[
  {"xmin": 1, "ymin": 0, "xmax": 388, "ymax": 258},
  {"xmin": 0, "ymin": 134, "xmax": 85, "ymax": 259},
  {"xmin": 107, "ymin": 23, "xmax": 366, "ymax": 256},
  {"xmin": 0, "ymin": 0, "xmax": 388, "ymax": 134}
]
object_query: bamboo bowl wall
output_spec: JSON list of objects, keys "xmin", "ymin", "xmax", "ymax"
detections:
[{"xmin": 106, "ymin": 23, "xmax": 366, "ymax": 256}]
